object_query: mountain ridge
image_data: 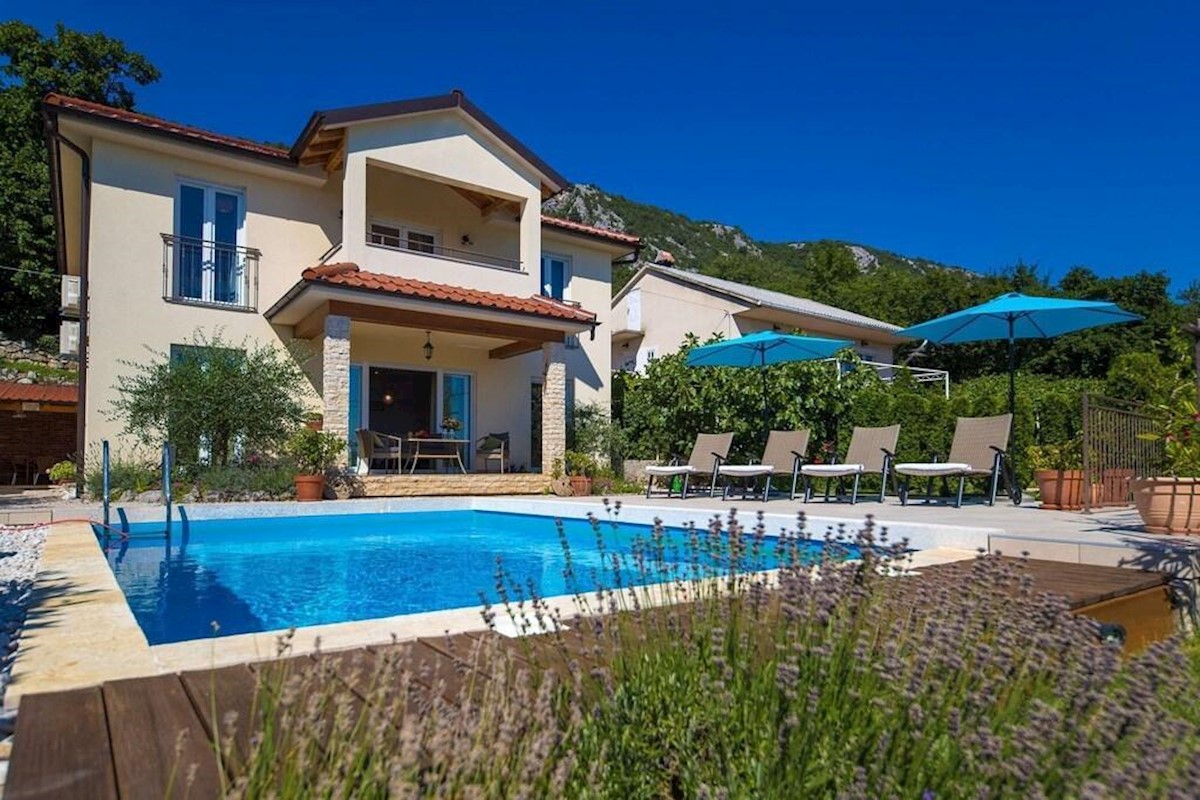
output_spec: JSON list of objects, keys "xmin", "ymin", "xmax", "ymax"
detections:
[{"xmin": 542, "ymin": 184, "xmax": 974, "ymax": 290}]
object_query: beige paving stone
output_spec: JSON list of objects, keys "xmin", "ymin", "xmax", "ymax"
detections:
[
  {"xmin": 989, "ymin": 536, "xmax": 1080, "ymax": 562},
  {"xmin": 5, "ymin": 522, "xmax": 156, "ymax": 708}
]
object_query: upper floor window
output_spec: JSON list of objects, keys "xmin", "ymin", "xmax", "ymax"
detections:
[
  {"xmin": 541, "ymin": 253, "xmax": 571, "ymax": 301},
  {"xmin": 368, "ymin": 219, "xmax": 440, "ymax": 255},
  {"xmin": 168, "ymin": 181, "xmax": 256, "ymax": 310}
]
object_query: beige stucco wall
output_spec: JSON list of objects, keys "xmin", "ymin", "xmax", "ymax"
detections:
[
  {"xmin": 542, "ymin": 231, "xmax": 613, "ymax": 411},
  {"xmin": 341, "ymin": 112, "xmax": 542, "ymax": 298},
  {"xmin": 364, "ymin": 166, "xmax": 521, "ymax": 269},
  {"xmin": 611, "ymin": 273, "xmax": 751, "ymax": 371},
  {"xmin": 83, "ymin": 136, "xmax": 338, "ymax": 453},
  {"xmin": 612, "ymin": 272, "xmax": 897, "ymax": 371}
]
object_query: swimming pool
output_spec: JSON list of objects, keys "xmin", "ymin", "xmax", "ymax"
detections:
[{"xmin": 98, "ymin": 509, "xmax": 846, "ymax": 645}]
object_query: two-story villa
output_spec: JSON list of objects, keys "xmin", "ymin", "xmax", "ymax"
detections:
[{"xmin": 43, "ymin": 90, "xmax": 639, "ymax": 485}]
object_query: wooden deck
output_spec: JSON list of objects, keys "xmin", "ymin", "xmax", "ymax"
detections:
[{"xmin": 5, "ymin": 559, "xmax": 1175, "ymax": 799}]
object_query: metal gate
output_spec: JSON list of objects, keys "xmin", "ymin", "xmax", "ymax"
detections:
[{"xmin": 1081, "ymin": 394, "xmax": 1164, "ymax": 512}]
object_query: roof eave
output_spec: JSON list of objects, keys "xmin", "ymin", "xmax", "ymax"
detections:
[{"xmin": 44, "ymin": 99, "xmax": 297, "ymax": 168}]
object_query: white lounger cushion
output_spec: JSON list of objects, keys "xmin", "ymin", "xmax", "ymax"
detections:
[
  {"xmin": 718, "ymin": 464, "xmax": 777, "ymax": 477},
  {"xmin": 645, "ymin": 464, "xmax": 698, "ymax": 476},
  {"xmin": 894, "ymin": 462, "xmax": 973, "ymax": 477},
  {"xmin": 800, "ymin": 463, "xmax": 866, "ymax": 478}
]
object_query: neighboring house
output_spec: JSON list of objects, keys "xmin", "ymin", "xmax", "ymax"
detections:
[
  {"xmin": 612, "ymin": 264, "xmax": 908, "ymax": 372},
  {"xmin": 44, "ymin": 90, "xmax": 640, "ymax": 474}
]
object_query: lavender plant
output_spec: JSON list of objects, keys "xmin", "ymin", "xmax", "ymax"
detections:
[{"xmin": 206, "ymin": 509, "xmax": 1200, "ymax": 798}]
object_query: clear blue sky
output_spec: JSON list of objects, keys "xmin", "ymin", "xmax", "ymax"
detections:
[{"xmin": 12, "ymin": 1, "xmax": 1200, "ymax": 286}]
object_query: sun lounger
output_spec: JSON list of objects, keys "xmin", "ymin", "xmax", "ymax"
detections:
[
  {"xmin": 717, "ymin": 429, "xmax": 810, "ymax": 501},
  {"xmin": 800, "ymin": 424, "xmax": 900, "ymax": 504},
  {"xmin": 644, "ymin": 432, "xmax": 734, "ymax": 499},
  {"xmin": 894, "ymin": 414, "xmax": 1014, "ymax": 507}
]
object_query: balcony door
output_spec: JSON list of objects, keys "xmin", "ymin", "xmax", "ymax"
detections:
[{"xmin": 175, "ymin": 181, "xmax": 245, "ymax": 305}]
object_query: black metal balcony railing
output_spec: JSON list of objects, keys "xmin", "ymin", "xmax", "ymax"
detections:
[
  {"xmin": 162, "ymin": 234, "xmax": 261, "ymax": 311},
  {"xmin": 365, "ymin": 235, "xmax": 521, "ymax": 271}
]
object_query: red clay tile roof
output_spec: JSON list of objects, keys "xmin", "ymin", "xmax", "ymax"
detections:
[
  {"xmin": 44, "ymin": 93, "xmax": 293, "ymax": 162},
  {"xmin": 300, "ymin": 263, "xmax": 597, "ymax": 323},
  {"xmin": 0, "ymin": 382, "xmax": 78, "ymax": 405},
  {"xmin": 540, "ymin": 215, "xmax": 641, "ymax": 247}
]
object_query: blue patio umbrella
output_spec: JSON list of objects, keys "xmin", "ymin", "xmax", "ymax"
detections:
[
  {"xmin": 686, "ymin": 331, "xmax": 854, "ymax": 439},
  {"xmin": 897, "ymin": 292, "xmax": 1142, "ymax": 412}
]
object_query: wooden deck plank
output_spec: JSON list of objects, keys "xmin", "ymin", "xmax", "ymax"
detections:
[
  {"xmin": 921, "ymin": 558, "xmax": 1168, "ymax": 608},
  {"xmin": 6, "ymin": 687, "xmax": 117, "ymax": 800},
  {"xmin": 102, "ymin": 674, "xmax": 222, "ymax": 799},
  {"xmin": 178, "ymin": 664, "xmax": 259, "ymax": 773}
]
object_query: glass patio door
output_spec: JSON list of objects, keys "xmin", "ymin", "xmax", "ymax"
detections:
[{"xmin": 442, "ymin": 373, "xmax": 473, "ymax": 469}]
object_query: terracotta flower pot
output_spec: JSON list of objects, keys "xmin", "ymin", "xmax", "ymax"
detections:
[
  {"xmin": 568, "ymin": 475, "xmax": 593, "ymax": 496},
  {"xmin": 294, "ymin": 474, "xmax": 326, "ymax": 502},
  {"xmin": 1034, "ymin": 469, "xmax": 1095, "ymax": 511},
  {"xmin": 1098, "ymin": 468, "xmax": 1134, "ymax": 505},
  {"xmin": 1131, "ymin": 477, "xmax": 1200, "ymax": 534}
]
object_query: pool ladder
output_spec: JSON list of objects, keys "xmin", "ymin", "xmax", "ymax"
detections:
[{"xmin": 100, "ymin": 440, "xmax": 173, "ymax": 537}]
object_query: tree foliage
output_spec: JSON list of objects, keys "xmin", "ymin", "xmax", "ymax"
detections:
[
  {"xmin": 109, "ymin": 331, "xmax": 310, "ymax": 467},
  {"xmin": 0, "ymin": 21, "xmax": 158, "ymax": 338}
]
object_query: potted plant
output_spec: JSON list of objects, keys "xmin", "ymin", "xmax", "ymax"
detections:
[
  {"xmin": 1027, "ymin": 441, "xmax": 1094, "ymax": 511},
  {"xmin": 46, "ymin": 459, "xmax": 76, "ymax": 486},
  {"xmin": 441, "ymin": 416, "xmax": 462, "ymax": 437},
  {"xmin": 286, "ymin": 427, "xmax": 345, "ymax": 501},
  {"xmin": 564, "ymin": 450, "xmax": 596, "ymax": 496},
  {"xmin": 1132, "ymin": 385, "xmax": 1200, "ymax": 534}
]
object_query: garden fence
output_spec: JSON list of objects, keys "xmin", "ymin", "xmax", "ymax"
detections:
[{"xmin": 1081, "ymin": 394, "xmax": 1163, "ymax": 513}]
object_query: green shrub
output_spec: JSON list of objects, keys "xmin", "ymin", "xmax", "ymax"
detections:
[
  {"xmin": 46, "ymin": 459, "xmax": 76, "ymax": 483},
  {"xmin": 84, "ymin": 453, "xmax": 159, "ymax": 498},
  {"xmin": 34, "ymin": 333, "xmax": 60, "ymax": 354},
  {"xmin": 285, "ymin": 427, "xmax": 344, "ymax": 474},
  {"xmin": 109, "ymin": 330, "xmax": 311, "ymax": 467}
]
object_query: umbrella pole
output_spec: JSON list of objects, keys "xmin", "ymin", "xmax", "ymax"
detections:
[
  {"xmin": 1007, "ymin": 323, "xmax": 1016, "ymax": 415},
  {"xmin": 761, "ymin": 364, "xmax": 770, "ymax": 447}
]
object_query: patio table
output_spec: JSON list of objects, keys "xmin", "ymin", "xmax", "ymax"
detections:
[{"xmin": 406, "ymin": 437, "xmax": 468, "ymax": 474}]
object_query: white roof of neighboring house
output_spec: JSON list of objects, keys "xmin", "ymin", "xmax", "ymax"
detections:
[{"xmin": 616, "ymin": 264, "xmax": 904, "ymax": 336}]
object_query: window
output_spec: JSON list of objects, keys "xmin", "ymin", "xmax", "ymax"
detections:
[
  {"xmin": 173, "ymin": 181, "xmax": 246, "ymax": 306},
  {"xmin": 408, "ymin": 230, "xmax": 436, "ymax": 254},
  {"xmin": 541, "ymin": 253, "xmax": 571, "ymax": 301},
  {"xmin": 368, "ymin": 219, "xmax": 440, "ymax": 255}
]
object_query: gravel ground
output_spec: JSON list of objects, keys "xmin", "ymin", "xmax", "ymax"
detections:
[{"xmin": 0, "ymin": 525, "xmax": 46, "ymax": 732}]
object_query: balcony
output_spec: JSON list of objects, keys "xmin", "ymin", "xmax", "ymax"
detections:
[
  {"xmin": 365, "ymin": 224, "xmax": 520, "ymax": 271},
  {"xmin": 161, "ymin": 234, "xmax": 260, "ymax": 312}
]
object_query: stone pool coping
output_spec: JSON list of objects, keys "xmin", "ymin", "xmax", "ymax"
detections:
[{"xmin": 7, "ymin": 497, "xmax": 1000, "ymax": 704}]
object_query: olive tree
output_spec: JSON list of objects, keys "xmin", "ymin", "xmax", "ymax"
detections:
[{"xmin": 110, "ymin": 330, "xmax": 311, "ymax": 466}]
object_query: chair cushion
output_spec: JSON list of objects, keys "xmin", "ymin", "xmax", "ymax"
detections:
[
  {"xmin": 800, "ymin": 464, "xmax": 865, "ymax": 478},
  {"xmin": 894, "ymin": 462, "xmax": 973, "ymax": 477},
  {"xmin": 479, "ymin": 435, "xmax": 503, "ymax": 451},
  {"xmin": 718, "ymin": 465, "xmax": 777, "ymax": 477},
  {"xmin": 645, "ymin": 465, "xmax": 697, "ymax": 476}
]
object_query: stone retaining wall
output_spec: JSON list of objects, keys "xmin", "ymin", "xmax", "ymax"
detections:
[
  {"xmin": 0, "ymin": 336, "xmax": 76, "ymax": 384},
  {"xmin": 353, "ymin": 473, "xmax": 550, "ymax": 497}
]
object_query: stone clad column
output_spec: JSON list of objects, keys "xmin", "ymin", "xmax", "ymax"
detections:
[
  {"xmin": 541, "ymin": 342, "xmax": 567, "ymax": 475},
  {"xmin": 322, "ymin": 314, "xmax": 351, "ymax": 464}
]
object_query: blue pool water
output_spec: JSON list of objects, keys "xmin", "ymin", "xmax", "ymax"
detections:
[{"xmin": 98, "ymin": 510, "xmax": 844, "ymax": 645}]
